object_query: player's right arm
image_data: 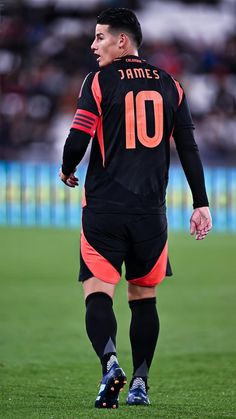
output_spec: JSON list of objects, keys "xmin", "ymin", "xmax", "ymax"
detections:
[
  {"xmin": 60, "ymin": 72, "xmax": 100, "ymax": 187},
  {"xmin": 172, "ymin": 90, "xmax": 212, "ymax": 239},
  {"xmin": 190, "ymin": 206, "xmax": 212, "ymax": 240}
]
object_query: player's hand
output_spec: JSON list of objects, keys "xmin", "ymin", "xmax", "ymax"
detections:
[
  {"xmin": 59, "ymin": 168, "xmax": 79, "ymax": 188},
  {"xmin": 190, "ymin": 206, "xmax": 212, "ymax": 240}
]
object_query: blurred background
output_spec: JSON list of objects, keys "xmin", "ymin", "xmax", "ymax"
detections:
[
  {"xmin": 1, "ymin": 3, "xmax": 236, "ymax": 416},
  {"xmin": 0, "ymin": 0, "xmax": 236, "ymax": 230}
]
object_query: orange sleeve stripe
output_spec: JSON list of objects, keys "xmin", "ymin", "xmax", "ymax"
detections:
[
  {"xmin": 91, "ymin": 72, "xmax": 102, "ymax": 115},
  {"xmin": 173, "ymin": 79, "xmax": 183, "ymax": 106},
  {"xmin": 96, "ymin": 117, "xmax": 105, "ymax": 167},
  {"xmin": 73, "ymin": 118, "xmax": 92, "ymax": 128},
  {"xmin": 71, "ymin": 109, "xmax": 98, "ymax": 136},
  {"xmin": 74, "ymin": 109, "xmax": 97, "ymax": 121},
  {"xmin": 81, "ymin": 229, "xmax": 120, "ymax": 284},
  {"xmin": 91, "ymin": 72, "xmax": 105, "ymax": 165},
  {"xmin": 71, "ymin": 123, "xmax": 93, "ymax": 135},
  {"xmin": 129, "ymin": 242, "xmax": 168, "ymax": 287}
]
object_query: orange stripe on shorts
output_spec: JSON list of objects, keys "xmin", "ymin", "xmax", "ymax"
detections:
[
  {"xmin": 81, "ymin": 229, "xmax": 120, "ymax": 284},
  {"xmin": 129, "ymin": 242, "xmax": 168, "ymax": 287}
]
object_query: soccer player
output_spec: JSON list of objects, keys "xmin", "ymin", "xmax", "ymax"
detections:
[{"xmin": 59, "ymin": 8, "xmax": 212, "ymax": 409}]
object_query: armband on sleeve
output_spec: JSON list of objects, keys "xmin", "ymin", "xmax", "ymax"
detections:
[{"xmin": 71, "ymin": 109, "xmax": 99, "ymax": 137}]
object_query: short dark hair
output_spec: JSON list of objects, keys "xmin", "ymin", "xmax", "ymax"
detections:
[{"xmin": 97, "ymin": 8, "xmax": 142, "ymax": 49}]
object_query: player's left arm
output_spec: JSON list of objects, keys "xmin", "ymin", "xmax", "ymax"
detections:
[{"xmin": 173, "ymin": 94, "xmax": 212, "ymax": 239}]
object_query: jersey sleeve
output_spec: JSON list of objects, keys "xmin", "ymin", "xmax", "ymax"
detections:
[
  {"xmin": 173, "ymin": 93, "xmax": 209, "ymax": 208},
  {"xmin": 61, "ymin": 72, "xmax": 101, "ymax": 176},
  {"xmin": 70, "ymin": 72, "xmax": 101, "ymax": 138}
]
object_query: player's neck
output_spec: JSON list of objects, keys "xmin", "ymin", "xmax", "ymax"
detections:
[{"xmin": 117, "ymin": 48, "xmax": 138, "ymax": 59}]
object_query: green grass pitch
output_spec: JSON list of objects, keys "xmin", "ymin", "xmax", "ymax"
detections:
[{"xmin": 0, "ymin": 227, "xmax": 235, "ymax": 418}]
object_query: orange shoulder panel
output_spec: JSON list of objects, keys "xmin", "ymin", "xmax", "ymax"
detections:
[
  {"xmin": 173, "ymin": 79, "xmax": 184, "ymax": 106},
  {"xmin": 91, "ymin": 71, "xmax": 102, "ymax": 115}
]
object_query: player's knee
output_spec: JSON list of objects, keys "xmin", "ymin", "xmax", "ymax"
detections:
[
  {"xmin": 83, "ymin": 277, "xmax": 116, "ymax": 300},
  {"xmin": 127, "ymin": 283, "xmax": 156, "ymax": 301}
]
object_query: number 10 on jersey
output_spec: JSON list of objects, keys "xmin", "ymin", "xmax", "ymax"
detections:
[{"xmin": 125, "ymin": 90, "xmax": 163, "ymax": 149}]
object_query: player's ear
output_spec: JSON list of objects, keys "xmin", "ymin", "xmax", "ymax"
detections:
[{"xmin": 119, "ymin": 32, "xmax": 128, "ymax": 48}]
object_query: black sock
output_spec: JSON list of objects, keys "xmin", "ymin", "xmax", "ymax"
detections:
[
  {"xmin": 129, "ymin": 297, "xmax": 159, "ymax": 380},
  {"xmin": 85, "ymin": 292, "xmax": 117, "ymax": 373}
]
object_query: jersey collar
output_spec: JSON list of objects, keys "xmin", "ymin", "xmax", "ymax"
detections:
[{"xmin": 113, "ymin": 55, "xmax": 146, "ymax": 64}]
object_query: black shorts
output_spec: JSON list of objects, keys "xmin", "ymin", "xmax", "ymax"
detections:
[{"xmin": 79, "ymin": 207, "xmax": 172, "ymax": 287}]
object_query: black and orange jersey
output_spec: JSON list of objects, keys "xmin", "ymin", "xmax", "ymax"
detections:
[{"xmin": 62, "ymin": 55, "xmax": 209, "ymax": 212}]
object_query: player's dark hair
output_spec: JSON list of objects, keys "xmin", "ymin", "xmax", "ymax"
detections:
[{"xmin": 97, "ymin": 8, "xmax": 142, "ymax": 49}]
